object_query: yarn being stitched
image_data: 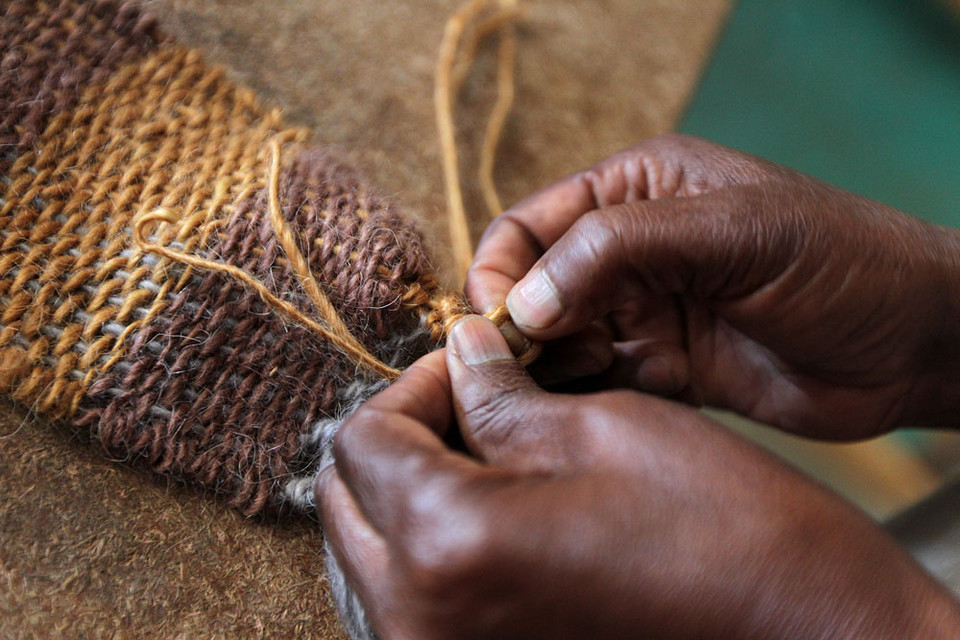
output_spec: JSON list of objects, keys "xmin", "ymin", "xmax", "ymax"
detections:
[
  {"xmin": 134, "ymin": 140, "xmax": 405, "ymax": 382},
  {"xmin": 133, "ymin": 141, "xmax": 540, "ymax": 378}
]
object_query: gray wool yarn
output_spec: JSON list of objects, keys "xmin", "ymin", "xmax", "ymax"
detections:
[
  {"xmin": 284, "ymin": 329, "xmax": 432, "ymax": 639},
  {"xmin": 326, "ymin": 537, "xmax": 380, "ymax": 640}
]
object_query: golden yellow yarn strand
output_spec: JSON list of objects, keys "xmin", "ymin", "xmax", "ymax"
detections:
[
  {"xmin": 478, "ymin": 7, "xmax": 516, "ymax": 219},
  {"xmin": 436, "ymin": 0, "xmax": 523, "ymax": 284},
  {"xmin": 134, "ymin": 140, "xmax": 404, "ymax": 382},
  {"xmin": 451, "ymin": 3, "xmax": 523, "ymax": 93}
]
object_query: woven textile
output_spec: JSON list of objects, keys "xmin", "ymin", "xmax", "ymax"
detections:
[{"xmin": 0, "ymin": 0, "xmax": 462, "ymax": 520}]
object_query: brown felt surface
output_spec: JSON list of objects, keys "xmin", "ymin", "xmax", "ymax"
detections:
[
  {"xmin": 0, "ymin": 399, "xmax": 345, "ymax": 639},
  {"xmin": 0, "ymin": 1, "xmax": 729, "ymax": 637}
]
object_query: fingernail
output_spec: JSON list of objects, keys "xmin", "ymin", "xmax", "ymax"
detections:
[
  {"xmin": 506, "ymin": 268, "xmax": 563, "ymax": 329},
  {"xmin": 449, "ymin": 315, "xmax": 514, "ymax": 366}
]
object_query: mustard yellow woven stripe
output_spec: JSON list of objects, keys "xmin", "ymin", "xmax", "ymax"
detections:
[{"xmin": 0, "ymin": 44, "xmax": 309, "ymax": 417}]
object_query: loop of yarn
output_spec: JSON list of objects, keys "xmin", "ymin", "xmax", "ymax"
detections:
[{"xmin": 399, "ymin": 282, "xmax": 540, "ymax": 365}]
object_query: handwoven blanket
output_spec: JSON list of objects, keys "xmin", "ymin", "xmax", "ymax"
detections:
[{"xmin": 0, "ymin": 0, "xmax": 461, "ymax": 523}]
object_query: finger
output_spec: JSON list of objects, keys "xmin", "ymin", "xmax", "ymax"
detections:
[
  {"xmin": 465, "ymin": 149, "xmax": 637, "ymax": 312},
  {"xmin": 604, "ymin": 339, "xmax": 691, "ymax": 398},
  {"xmin": 504, "ymin": 187, "xmax": 798, "ymax": 340},
  {"xmin": 466, "ymin": 214, "xmax": 544, "ymax": 313},
  {"xmin": 360, "ymin": 350, "xmax": 453, "ymax": 437},
  {"xmin": 526, "ymin": 322, "xmax": 615, "ymax": 386},
  {"xmin": 601, "ymin": 295, "xmax": 691, "ymax": 397},
  {"xmin": 465, "ymin": 135, "xmax": 775, "ymax": 313},
  {"xmin": 332, "ymin": 355, "xmax": 483, "ymax": 539},
  {"xmin": 315, "ymin": 468, "xmax": 390, "ymax": 609},
  {"xmin": 446, "ymin": 315, "xmax": 586, "ymax": 470}
]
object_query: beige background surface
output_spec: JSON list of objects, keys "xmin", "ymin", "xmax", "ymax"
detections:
[
  {"xmin": 153, "ymin": 0, "xmax": 731, "ymax": 281},
  {"xmin": 0, "ymin": 1, "xmax": 730, "ymax": 636}
]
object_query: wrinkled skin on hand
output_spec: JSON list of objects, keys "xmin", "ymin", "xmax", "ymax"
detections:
[
  {"xmin": 316, "ymin": 317, "xmax": 960, "ymax": 640},
  {"xmin": 467, "ymin": 135, "xmax": 960, "ymax": 439}
]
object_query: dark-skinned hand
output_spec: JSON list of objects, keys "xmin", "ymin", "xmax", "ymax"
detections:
[
  {"xmin": 315, "ymin": 316, "xmax": 960, "ymax": 640},
  {"xmin": 466, "ymin": 135, "xmax": 960, "ymax": 439}
]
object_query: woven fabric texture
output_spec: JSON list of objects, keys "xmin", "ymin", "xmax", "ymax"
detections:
[{"xmin": 0, "ymin": 0, "xmax": 459, "ymax": 517}]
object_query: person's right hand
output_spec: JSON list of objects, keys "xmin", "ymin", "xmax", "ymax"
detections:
[{"xmin": 466, "ymin": 135, "xmax": 960, "ymax": 439}]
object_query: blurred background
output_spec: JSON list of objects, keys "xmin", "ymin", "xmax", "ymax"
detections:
[{"xmin": 678, "ymin": 0, "xmax": 960, "ymax": 521}]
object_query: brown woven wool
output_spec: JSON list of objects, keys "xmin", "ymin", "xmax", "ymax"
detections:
[{"xmin": 0, "ymin": 0, "xmax": 470, "ymax": 518}]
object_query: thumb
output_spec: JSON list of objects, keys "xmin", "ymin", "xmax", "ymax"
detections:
[
  {"xmin": 504, "ymin": 188, "xmax": 794, "ymax": 340},
  {"xmin": 446, "ymin": 315, "xmax": 583, "ymax": 471}
]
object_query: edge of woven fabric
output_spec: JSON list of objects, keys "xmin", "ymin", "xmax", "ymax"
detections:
[{"xmin": 0, "ymin": 0, "xmax": 460, "ymax": 515}]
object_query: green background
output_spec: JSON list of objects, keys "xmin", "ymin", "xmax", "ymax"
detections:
[
  {"xmin": 681, "ymin": 0, "xmax": 959, "ymax": 227},
  {"xmin": 680, "ymin": 0, "xmax": 960, "ymax": 518}
]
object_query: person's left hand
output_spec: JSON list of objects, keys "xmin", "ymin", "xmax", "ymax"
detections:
[{"xmin": 315, "ymin": 316, "xmax": 960, "ymax": 640}]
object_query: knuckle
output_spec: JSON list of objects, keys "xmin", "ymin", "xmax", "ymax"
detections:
[
  {"xmin": 569, "ymin": 209, "xmax": 630, "ymax": 264},
  {"xmin": 570, "ymin": 391, "xmax": 644, "ymax": 448},
  {"xmin": 399, "ymin": 486, "xmax": 492, "ymax": 594},
  {"xmin": 569, "ymin": 391, "xmax": 618, "ymax": 428},
  {"xmin": 577, "ymin": 167, "xmax": 606, "ymax": 204},
  {"xmin": 633, "ymin": 134, "xmax": 781, "ymax": 191},
  {"xmin": 332, "ymin": 405, "xmax": 385, "ymax": 463},
  {"xmin": 475, "ymin": 212, "xmax": 512, "ymax": 248},
  {"xmin": 460, "ymin": 380, "xmax": 535, "ymax": 447}
]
